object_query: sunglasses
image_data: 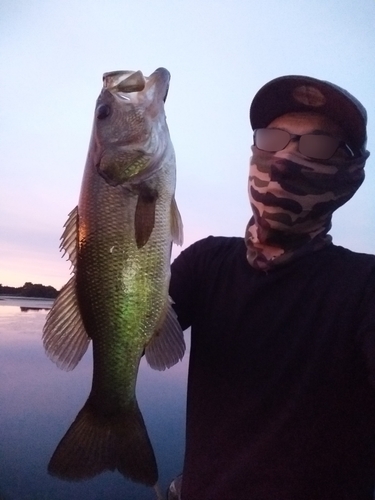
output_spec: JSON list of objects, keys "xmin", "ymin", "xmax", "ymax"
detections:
[{"xmin": 253, "ymin": 128, "xmax": 356, "ymax": 160}]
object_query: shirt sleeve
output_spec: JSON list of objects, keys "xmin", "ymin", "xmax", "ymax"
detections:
[
  {"xmin": 357, "ymin": 267, "xmax": 375, "ymax": 388},
  {"xmin": 169, "ymin": 243, "xmax": 199, "ymax": 331}
]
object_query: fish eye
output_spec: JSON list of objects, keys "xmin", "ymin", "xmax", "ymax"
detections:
[{"xmin": 96, "ymin": 104, "xmax": 111, "ymax": 120}]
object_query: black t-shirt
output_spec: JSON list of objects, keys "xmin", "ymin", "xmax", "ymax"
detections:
[{"xmin": 170, "ymin": 236, "xmax": 375, "ymax": 500}]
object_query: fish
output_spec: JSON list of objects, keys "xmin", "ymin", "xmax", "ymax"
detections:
[{"xmin": 42, "ymin": 67, "xmax": 185, "ymax": 489}]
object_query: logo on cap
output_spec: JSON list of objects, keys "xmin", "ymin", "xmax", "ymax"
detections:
[{"xmin": 292, "ymin": 85, "xmax": 326, "ymax": 107}]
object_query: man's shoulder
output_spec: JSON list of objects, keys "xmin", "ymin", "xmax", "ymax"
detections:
[
  {"xmin": 172, "ymin": 236, "xmax": 246, "ymax": 273},
  {"xmin": 320, "ymin": 244, "xmax": 375, "ymax": 287},
  {"xmin": 181, "ymin": 235, "xmax": 245, "ymax": 258},
  {"xmin": 329, "ymin": 244, "xmax": 375, "ymax": 267}
]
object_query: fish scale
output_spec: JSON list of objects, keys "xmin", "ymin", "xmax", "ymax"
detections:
[{"xmin": 78, "ymin": 184, "xmax": 167, "ymax": 405}]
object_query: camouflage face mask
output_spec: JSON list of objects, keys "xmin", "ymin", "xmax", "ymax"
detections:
[{"xmin": 245, "ymin": 146, "xmax": 369, "ymax": 271}]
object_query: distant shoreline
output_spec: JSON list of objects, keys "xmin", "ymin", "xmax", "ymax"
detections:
[{"xmin": 0, "ymin": 282, "xmax": 58, "ymax": 299}]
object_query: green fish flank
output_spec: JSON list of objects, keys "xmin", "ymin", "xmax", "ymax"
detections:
[{"xmin": 42, "ymin": 68, "xmax": 184, "ymax": 490}]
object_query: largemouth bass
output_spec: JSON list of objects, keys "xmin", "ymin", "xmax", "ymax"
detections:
[{"xmin": 42, "ymin": 67, "xmax": 184, "ymax": 488}]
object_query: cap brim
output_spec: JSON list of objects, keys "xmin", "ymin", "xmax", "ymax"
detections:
[{"xmin": 250, "ymin": 75, "xmax": 367, "ymax": 152}]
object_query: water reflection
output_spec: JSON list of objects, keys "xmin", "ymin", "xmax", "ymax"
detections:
[{"xmin": 0, "ymin": 298, "xmax": 189, "ymax": 499}]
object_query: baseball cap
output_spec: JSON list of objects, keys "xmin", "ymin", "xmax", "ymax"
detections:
[{"xmin": 250, "ymin": 75, "xmax": 368, "ymax": 154}]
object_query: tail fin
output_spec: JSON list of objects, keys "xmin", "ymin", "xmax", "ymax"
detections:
[{"xmin": 48, "ymin": 399, "xmax": 158, "ymax": 486}]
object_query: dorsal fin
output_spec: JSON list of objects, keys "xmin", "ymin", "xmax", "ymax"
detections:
[
  {"xmin": 43, "ymin": 206, "xmax": 90, "ymax": 371},
  {"xmin": 60, "ymin": 206, "xmax": 78, "ymax": 268}
]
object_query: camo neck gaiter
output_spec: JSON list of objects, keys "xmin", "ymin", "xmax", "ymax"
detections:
[{"xmin": 245, "ymin": 146, "xmax": 369, "ymax": 271}]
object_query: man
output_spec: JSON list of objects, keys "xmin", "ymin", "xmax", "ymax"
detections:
[{"xmin": 168, "ymin": 75, "xmax": 375, "ymax": 500}]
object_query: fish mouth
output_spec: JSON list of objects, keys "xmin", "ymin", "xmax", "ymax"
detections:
[
  {"xmin": 103, "ymin": 70, "xmax": 146, "ymax": 94},
  {"xmin": 102, "ymin": 68, "xmax": 170, "ymax": 103}
]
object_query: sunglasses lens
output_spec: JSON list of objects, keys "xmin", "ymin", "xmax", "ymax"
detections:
[
  {"xmin": 254, "ymin": 129, "xmax": 290, "ymax": 152},
  {"xmin": 299, "ymin": 135, "xmax": 339, "ymax": 160}
]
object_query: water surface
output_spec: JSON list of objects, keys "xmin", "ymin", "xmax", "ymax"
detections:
[{"xmin": 0, "ymin": 297, "xmax": 189, "ymax": 500}]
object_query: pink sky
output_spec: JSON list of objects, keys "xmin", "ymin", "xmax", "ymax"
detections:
[{"xmin": 1, "ymin": 0, "xmax": 375, "ymax": 290}]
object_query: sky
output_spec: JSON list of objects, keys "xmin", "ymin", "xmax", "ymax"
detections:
[{"xmin": 1, "ymin": 0, "xmax": 375, "ymax": 289}]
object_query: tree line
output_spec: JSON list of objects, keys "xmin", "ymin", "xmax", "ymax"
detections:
[{"xmin": 0, "ymin": 282, "xmax": 58, "ymax": 298}]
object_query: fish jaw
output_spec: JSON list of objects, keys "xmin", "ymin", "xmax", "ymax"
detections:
[
  {"xmin": 102, "ymin": 69, "xmax": 146, "ymax": 93},
  {"xmin": 91, "ymin": 68, "xmax": 172, "ymax": 187},
  {"xmin": 103, "ymin": 67, "xmax": 170, "ymax": 104}
]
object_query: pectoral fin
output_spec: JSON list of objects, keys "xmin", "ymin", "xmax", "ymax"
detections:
[
  {"xmin": 134, "ymin": 187, "xmax": 158, "ymax": 248},
  {"xmin": 42, "ymin": 276, "xmax": 91, "ymax": 371},
  {"xmin": 171, "ymin": 196, "xmax": 183, "ymax": 246},
  {"xmin": 145, "ymin": 298, "xmax": 185, "ymax": 370}
]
